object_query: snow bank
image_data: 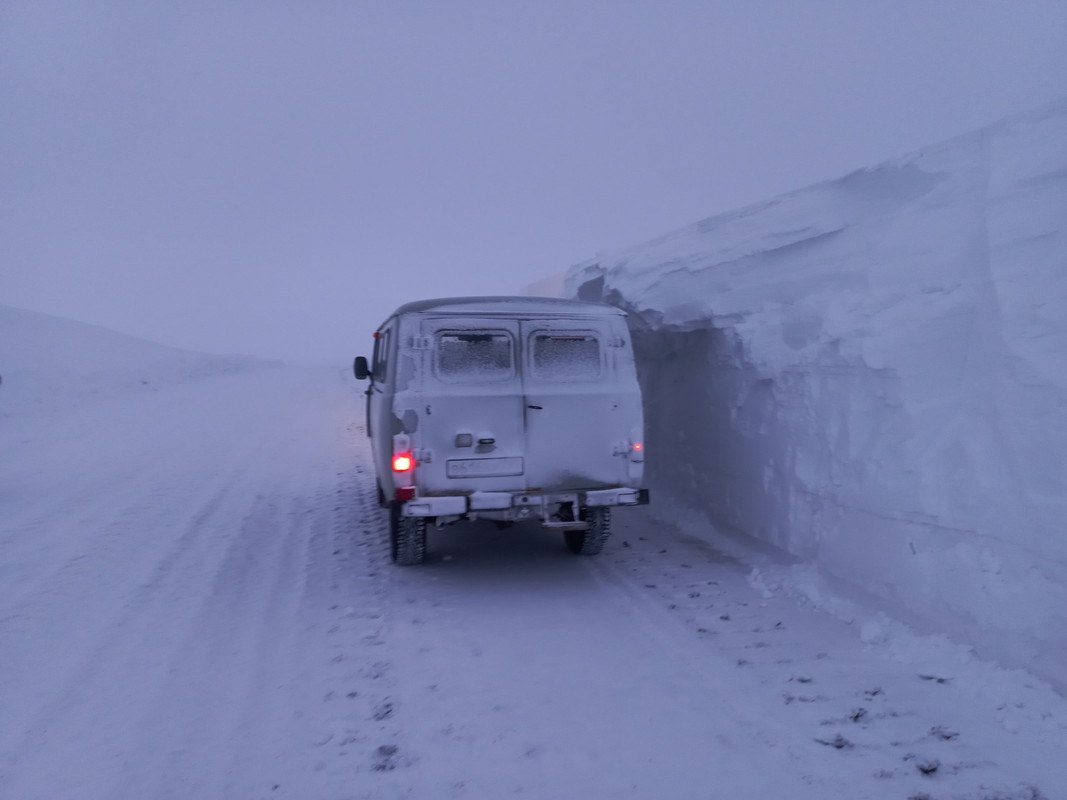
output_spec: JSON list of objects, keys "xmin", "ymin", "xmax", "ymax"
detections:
[
  {"xmin": 561, "ymin": 98, "xmax": 1067, "ymax": 689},
  {"xmin": 0, "ymin": 304, "xmax": 276, "ymax": 417}
]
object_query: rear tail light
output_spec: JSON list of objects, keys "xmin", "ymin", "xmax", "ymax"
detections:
[
  {"xmin": 392, "ymin": 433, "xmax": 414, "ymax": 473},
  {"xmin": 629, "ymin": 427, "xmax": 644, "ymax": 462},
  {"xmin": 391, "ymin": 433, "xmax": 415, "ymax": 499}
]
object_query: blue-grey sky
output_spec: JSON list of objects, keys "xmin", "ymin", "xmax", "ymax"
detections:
[{"xmin": 3, "ymin": 1, "xmax": 1066, "ymax": 363}]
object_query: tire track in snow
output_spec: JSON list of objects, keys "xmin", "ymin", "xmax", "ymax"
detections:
[
  {"xmin": 0, "ymin": 461, "xmax": 258, "ymax": 795},
  {"xmin": 0, "ymin": 384, "xmax": 239, "ymax": 609},
  {"xmin": 113, "ymin": 481, "xmax": 322, "ymax": 799},
  {"xmin": 301, "ymin": 420, "xmax": 416, "ymax": 794},
  {"xmin": 0, "ymin": 368, "xmax": 393, "ymax": 800},
  {"xmin": 105, "ymin": 392, "xmax": 402, "ymax": 799}
]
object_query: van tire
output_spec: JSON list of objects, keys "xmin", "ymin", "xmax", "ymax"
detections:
[
  {"xmin": 564, "ymin": 507, "xmax": 611, "ymax": 555},
  {"xmin": 389, "ymin": 501, "xmax": 427, "ymax": 566}
]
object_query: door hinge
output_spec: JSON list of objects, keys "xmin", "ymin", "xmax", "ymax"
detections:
[
  {"xmin": 415, "ymin": 448, "xmax": 433, "ymax": 463},
  {"xmin": 410, "ymin": 335, "xmax": 432, "ymax": 350},
  {"xmin": 608, "ymin": 336, "xmax": 626, "ymax": 348}
]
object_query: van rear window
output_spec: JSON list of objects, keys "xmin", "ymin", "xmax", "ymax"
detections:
[
  {"xmin": 435, "ymin": 331, "xmax": 513, "ymax": 381},
  {"xmin": 532, "ymin": 333, "xmax": 602, "ymax": 380}
]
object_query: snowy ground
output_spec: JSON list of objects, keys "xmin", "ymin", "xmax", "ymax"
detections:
[{"xmin": 3, "ymin": 360, "xmax": 1064, "ymax": 800}]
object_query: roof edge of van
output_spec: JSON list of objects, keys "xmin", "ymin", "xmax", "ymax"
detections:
[{"xmin": 388, "ymin": 296, "xmax": 626, "ymax": 319}]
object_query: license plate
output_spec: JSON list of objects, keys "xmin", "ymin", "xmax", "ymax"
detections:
[{"xmin": 446, "ymin": 457, "xmax": 524, "ymax": 478}]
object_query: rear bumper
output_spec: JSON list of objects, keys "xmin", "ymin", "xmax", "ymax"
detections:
[
  {"xmin": 400, "ymin": 488, "xmax": 649, "ymax": 518},
  {"xmin": 585, "ymin": 488, "xmax": 649, "ymax": 507},
  {"xmin": 401, "ymin": 495, "xmax": 468, "ymax": 517}
]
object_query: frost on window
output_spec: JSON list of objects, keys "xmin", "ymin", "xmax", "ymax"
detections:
[
  {"xmin": 532, "ymin": 333, "xmax": 601, "ymax": 380},
  {"xmin": 372, "ymin": 328, "xmax": 390, "ymax": 381},
  {"xmin": 436, "ymin": 331, "xmax": 513, "ymax": 381}
]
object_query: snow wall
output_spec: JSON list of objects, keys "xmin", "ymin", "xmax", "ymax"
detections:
[{"xmin": 561, "ymin": 98, "xmax": 1067, "ymax": 690}]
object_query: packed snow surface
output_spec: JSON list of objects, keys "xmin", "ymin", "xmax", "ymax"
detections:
[
  {"xmin": 3, "ymin": 307, "xmax": 1066, "ymax": 798},
  {"xmin": 562, "ymin": 97, "xmax": 1067, "ymax": 690}
]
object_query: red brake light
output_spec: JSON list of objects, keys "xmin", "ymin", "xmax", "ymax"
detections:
[
  {"xmin": 633, "ymin": 442, "xmax": 643, "ymax": 451},
  {"xmin": 392, "ymin": 453, "xmax": 413, "ymax": 472}
]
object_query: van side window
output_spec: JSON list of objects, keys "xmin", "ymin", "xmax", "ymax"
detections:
[
  {"xmin": 532, "ymin": 332, "xmax": 602, "ymax": 380},
  {"xmin": 372, "ymin": 328, "xmax": 391, "ymax": 380},
  {"xmin": 435, "ymin": 331, "xmax": 513, "ymax": 381}
]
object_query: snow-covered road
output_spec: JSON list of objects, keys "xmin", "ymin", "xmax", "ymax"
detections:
[{"xmin": 2, "ymin": 367, "xmax": 1063, "ymax": 799}]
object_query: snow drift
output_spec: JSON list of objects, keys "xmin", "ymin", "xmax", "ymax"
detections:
[
  {"xmin": 559, "ymin": 98, "xmax": 1067, "ymax": 689},
  {"xmin": 0, "ymin": 304, "xmax": 275, "ymax": 417}
]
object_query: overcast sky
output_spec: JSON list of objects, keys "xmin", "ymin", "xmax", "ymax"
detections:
[{"xmin": 3, "ymin": 1, "xmax": 1066, "ymax": 363}]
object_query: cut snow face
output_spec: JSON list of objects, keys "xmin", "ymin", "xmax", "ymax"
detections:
[{"xmin": 560, "ymin": 97, "xmax": 1067, "ymax": 692}]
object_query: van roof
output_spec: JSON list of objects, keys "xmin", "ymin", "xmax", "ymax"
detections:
[{"xmin": 386, "ymin": 296, "xmax": 626, "ymax": 321}]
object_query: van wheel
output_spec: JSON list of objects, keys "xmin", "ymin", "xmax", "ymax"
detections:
[
  {"xmin": 564, "ymin": 507, "xmax": 611, "ymax": 555},
  {"xmin": 389, "ymin": 501, "xmax": 427, "ymax": 566}
]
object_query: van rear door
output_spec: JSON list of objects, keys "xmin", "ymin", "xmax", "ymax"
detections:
[
  {"xmin": 417, "ymin": 318, "xmax": 528, "ymax": 494},
  {"xmin": 520, "ymin": 318, "xmax": 627, "ymax": 491},
  {"xmin": 417, "ymin": 314, "xmax": 632, "ymax": 498}
]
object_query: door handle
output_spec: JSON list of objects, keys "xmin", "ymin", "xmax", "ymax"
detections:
[{"xmin": 527, "ymin": 405, "xmax": 543, "ymax": 410}]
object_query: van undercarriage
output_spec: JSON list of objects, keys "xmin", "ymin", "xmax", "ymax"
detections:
[
  {"xmin": 401, "ymin": 487, "xmax": 649, "ymax": 522},
  {"xmin": 386, "ymin": 488, "xmax": 650, "ymax": 565}
]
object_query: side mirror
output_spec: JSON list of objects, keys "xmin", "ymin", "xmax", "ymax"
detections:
[{"xmin": 353, "ymin": 356, "xmax": 370, "ymax": 380}]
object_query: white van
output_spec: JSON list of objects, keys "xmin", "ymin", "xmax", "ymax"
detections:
[{"xmin": 353, "ymin": 296, "xmax": 648, "ymax": 565}]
